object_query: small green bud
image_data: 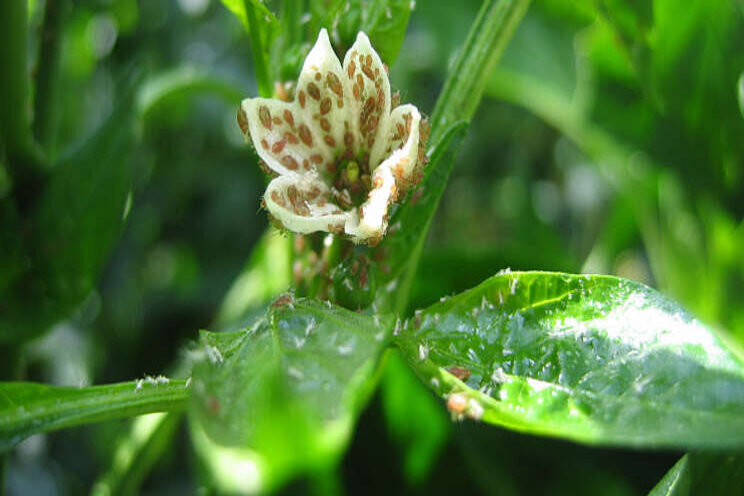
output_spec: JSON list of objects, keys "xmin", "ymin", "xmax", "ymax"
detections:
[{"xmin": 345, "ymin": 161, "xmax": 360, "ymax": 183}]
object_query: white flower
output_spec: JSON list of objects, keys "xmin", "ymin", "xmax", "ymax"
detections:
[{"xmin": 238, "ymin": 29, "xmax": 428, "ymax": 245}]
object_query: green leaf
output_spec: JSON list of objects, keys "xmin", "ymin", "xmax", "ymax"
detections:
[
  {"xmin": 396, "ymin": 271, "xmax": 744, "ymax": 448},
  {"xmin": 649, "ymin": 452, "xmax": 744, "ymax": 496},
  {"xmin": 190, "ymin": 298, "xmax": 394, "ymax": 492},
  {"xmin": 333, "ymin": 0, "xmax": 414, "ymax": 65},
  {"xmin": 137, "ymin": 67, "xmax": 244, "ymax": 119},
  {"xmin": 0, "ymin": 77, "xmax": 138, "ymax": 343},
  {"xmin": 0, "ymin": 380, "xmax": 189, "ymax": 452}
]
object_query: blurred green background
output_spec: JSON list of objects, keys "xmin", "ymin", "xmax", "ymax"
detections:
[{"xmin": 4, "ymin": 0, "xmax": 744, "ymax": 494}]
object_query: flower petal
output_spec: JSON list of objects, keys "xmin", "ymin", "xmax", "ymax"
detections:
[
  {"xmin": 239, "ymin": 98, "xmax": 324, "ymax": 176},
  {"xmin": 341, "ymin": 32, "xmax": 391, "ymax": 168},
  {"xmin": 294, "ymin": 29, "xmax": 352, "ymax": 173},
  {"xmin": 379, "ymin": 104, "xmax": 422, "ymax": 188},
  {"xmin": 350, "ymin": 104, "xmax": 422, "ymax": 243},
  {"xmin": 264, "ymin": 176, "xmax": 354, "ymax": 235}
]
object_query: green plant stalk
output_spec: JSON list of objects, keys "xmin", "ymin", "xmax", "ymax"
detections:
[
  {"xmin": 429, "ymin": 0, "xmax": 530, "ymax": 146},
  {"xmin": 0, "ymin": 1, "xmax": 47, "ymax": 189},
  {"xmin": 33, "ymin": 0, "xmax": 70, "ymax": 155},
  {"xmin": 0, "ymin": 380, "xmax": 190, "ymax": 452},
  {"xmin": 0, "ymin": 0, "xmax": 32, "ymax": 162},
  {"xmin": 245, "ymin": 0, "xmax": 273, "ymax": 98},
  {"xmin": 385, "ymin": 0, "xmax": 530, "ymax": 315},
  {"xmin": 281, "ymin": 0, "xmax": 303, "ymax": 46},
  {"xmin": 91, "ymin": 412, "xmax": 183, "ymax": 496}
]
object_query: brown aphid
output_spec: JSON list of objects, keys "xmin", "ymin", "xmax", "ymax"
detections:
[
  {"xmin": 320, "ymin": 118, "xmax": 331, "ymax": 132},
  {"xmin": 272, "ymin": 140, "xmax": 286, "ymax": 154},
  {"xmin": 376, "ymin": 88, "xmax": 385, "ymax": 111},
  {"xmin": 361, "ymin": 64, "xmax": 375, "ymax": 81},
  {"xmin": 283, "ymin": 110, "xmax": 295, "ymax": 128},
  {"xmin": 270, "ymin": 190, "xmax": 286, "ymax": 208},
  {"xmin": 274, "ymin": 81, "xmax": 291, "ymax": 102},
  {"xmin": 281, "ymin": 155, "xmax": 299, "ymax": 170},
  {"xmin": 310, "ymin": 154, "xmax": 323, "ymax": 164},
  {"xmin": 327, "ymin": 72, "xmax": 343, "ymax": 97},
  {"xmin": 307, "ymin": 82, "xmax": 321, "ymax": 100},
  {"xmin": 447, "ymin": 366, "xmax": 472, "ymax": 382},
  {"xmin": 391, "ymin": 91, "xmax": 401, "ymax": 108},
  {"xmin": 298, "ymin": 90, "xmax": 306, "ymax": 108},
  {"xmin": 237, "ymin": 106, "xmax": 249, "ymax": 134},
  {"xmin": 298, "ymin": 124, "xmax": 313, "ymax": 146},
  {"xmin": 328, "ymin": 223, "xmax": 344, "ymax": 234},
  {"xmin": 258, "ymin": 105, "xmax": 272, "ymax": 130},
  {"xmin": 257, "ymin": 159, "xmax": 275, "ymax": 177},
  {"xmin": 320, "ymin": 98, "xmax": 332, "ymax": 115},
  {"xmin": 284, "ymin": 131, "xmax": 299, "ymax": 145},
  {"xmin": 363, "ymin": 96, "xmax": 376, "ymax": 116},
  {"xmin": 271, "ymin": 293, "xmax": 295, "ymax": 309},
  {"xmin": 347, "ymin": 60, "xmax": 356, "ymax": 79},
  {"xmin": 324, "ymin": 135, "xmax": 336, "ymax": 147}
]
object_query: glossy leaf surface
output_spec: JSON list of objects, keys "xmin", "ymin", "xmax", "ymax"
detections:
[
  {"xmin": 649, "ymin": 452, "xmax": 744, "ymax": 496},
  {"xmin": 190, "ymin": 297, "xmax": 393, "ymax": 491},
  {"xmin": 397, "ymin": 271, "xmax": 744, "ymax": 448}
]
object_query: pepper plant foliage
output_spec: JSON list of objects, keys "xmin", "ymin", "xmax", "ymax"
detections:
[{"xmin": 2, "ymin": 0, "xmax": 744, "ymax": 494}]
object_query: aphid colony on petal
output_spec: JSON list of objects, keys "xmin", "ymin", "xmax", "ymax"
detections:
[{"xmin": 238, "ymin": 29, "xmax": 429, "ymax": 245}]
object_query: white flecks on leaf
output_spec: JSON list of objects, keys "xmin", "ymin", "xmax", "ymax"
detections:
[{"xmin": 205, "ymin": 345, "xmax": 224, "ymax": 364}]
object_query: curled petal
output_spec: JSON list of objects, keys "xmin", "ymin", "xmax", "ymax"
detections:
[
  {"xmin": 349, "ymin": 164, "xmax": 395, "ymax": 243},
  {"xmin": 342, "ymin": 32, "xmax": 391, "ymax": 165},
  {"xmin": 380, "ymin": 104, "xmax": 422, "ymax": 188},
  {"xmin": 240, "ymin": 98, "xmax": 324, "ymax": 176},
  {"xmin": 264, "ymin": 176, "xmax": 353, "ymax": 235},
  {"xmin": 350, "ymin": 105, "xmax": 421, "ymax": 243}
]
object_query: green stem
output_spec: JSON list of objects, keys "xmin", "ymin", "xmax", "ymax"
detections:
[
  {"xmin": 33, "ymin": 0, "xmax": 70, "ymax": 155},
  {"xmin": 429, "ymin": 0, "xmax": 531, "ymax": 146},
  {"xmin": 245, "ymin": 0, "xmax": 272, "ymax": 98},
  {"xmin": 0, "ymin": 1, "xmax": 47, "ymax": 185},
  {"xmin": 0, "ymin": 380, "xmax": 190, "ymax": 452},
  {"xmin": 0, "ymin": 0, "xmax": 32, "ymax": 161},
  {"xmin": 0, "ymin": 1, "xmax": 48, "ymax": 216},
  {"xmin": 281, "ymin": 0, "xmax": 303, "ymax": 46}
]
